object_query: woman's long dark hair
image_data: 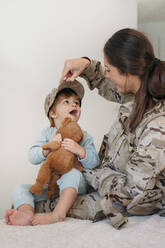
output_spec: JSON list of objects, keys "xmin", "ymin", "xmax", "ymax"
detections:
[{"xmin": 104, "ymin": 28, "xmax": 165, "ymax": 132}]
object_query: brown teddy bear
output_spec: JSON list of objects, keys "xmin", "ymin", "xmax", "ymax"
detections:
[{"xmin": 29, "ymin": 117, "xmax": 83, "ymax": 199}]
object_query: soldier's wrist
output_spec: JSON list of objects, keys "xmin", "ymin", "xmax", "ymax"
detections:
[{"xmin": 81, "ymin": 57, "xmax": 91, "ymax": 69}]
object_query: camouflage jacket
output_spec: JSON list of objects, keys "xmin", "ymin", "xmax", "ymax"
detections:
[
  {"xmin": 35, "ymin": 60, "xmax": 165, "ymax": 229},
  {"xmin": 80, "ymin": 60, "xmax": 165, "ymax": 226}
]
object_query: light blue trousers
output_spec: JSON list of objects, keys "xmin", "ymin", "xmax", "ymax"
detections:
[{"xmin": 12, "ymin": 168, "xmax": 88, "ymax": 209}]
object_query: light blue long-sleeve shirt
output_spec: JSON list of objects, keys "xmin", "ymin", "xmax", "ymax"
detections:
[{"xmin": 28, "ymin": 126, "xmax": 100, "ymax": 169}]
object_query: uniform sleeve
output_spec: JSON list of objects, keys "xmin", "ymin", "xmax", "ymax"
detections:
[
  {"xmin": 126, "ymin": 116, "xmax": 165, "ymax": 214},
  {"xmin": 80, "ymin": 60, "xmax": 131, "ymax": 104},
  {"xmin": 28, "ymin": 128, "xmax": 49, "ymax": 165},
  {"xmin": 78, "ymin": 131, "xmax": 100, "ymax": 169}
]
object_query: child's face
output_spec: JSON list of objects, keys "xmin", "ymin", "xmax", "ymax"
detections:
[{"xmin": 50, "ymin": 93, "xmax": 81, "ymax": 128}]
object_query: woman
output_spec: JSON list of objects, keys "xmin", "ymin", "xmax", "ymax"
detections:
[{"xmin": 40, "ymin": 28, "xmax": 165, "ymax": 229}]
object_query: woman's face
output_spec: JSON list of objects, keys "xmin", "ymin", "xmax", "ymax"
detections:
[{"xmin": 104, "ymin": 55, "xmax": 141, "ymax": 94}]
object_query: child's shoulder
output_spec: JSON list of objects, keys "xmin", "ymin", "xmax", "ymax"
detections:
[
  {"xmin": 41, "ymin": 126, "xmax": 57, "ymax": 137},
  {"xmin": 82, "ymin": 130, "xmax": 92, "ymax": 140}
]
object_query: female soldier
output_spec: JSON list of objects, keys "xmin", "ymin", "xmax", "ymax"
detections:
[{"xmin": 42, "ymin": 28, "xmax": 165, "ymax": 229}]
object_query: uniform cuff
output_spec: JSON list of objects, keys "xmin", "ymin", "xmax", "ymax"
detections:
[{"xmin": 80, "ymin": 60, "xmax": 104, "ymax": 90}]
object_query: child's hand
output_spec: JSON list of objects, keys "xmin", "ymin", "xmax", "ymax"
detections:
[
  {"xmin": 42, "ymin": 134, "xmax": 62, "ymax": 157},
  {"xmin": 62, "ymin": 138, "xmax": 86, "ymax": 159},
  {"xmin": 51, "ymin": 134, "xmax": 62, "ymax": 143}
]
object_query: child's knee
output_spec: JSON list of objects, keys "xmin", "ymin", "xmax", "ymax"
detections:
[
  {"xmin": 57, "ymin": 169, "xmax": 85, "ymax": 192},
  {"xmin": 12, "ymin": 184, "xmax": 30, "ymax": 199},
  {"xmin": 12, "ymin": 184, "xmax": 23, "ymax": 195},
  {"xmin": 65, "ymin": 168, "xmax": 84, "ymax": 184}
]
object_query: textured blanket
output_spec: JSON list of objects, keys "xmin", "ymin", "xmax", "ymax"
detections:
[{"xmin": 0, "ymin": 215, "xmax": 165, "ymax": 248}]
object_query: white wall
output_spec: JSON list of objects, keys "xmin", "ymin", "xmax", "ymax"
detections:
[
  {"xmin": 0, "ymin": 0, "xmax": 137, "ymax": 217},
  {"xmin": 139, "ymin": 21, "xmax": 165, "ymax": 59}
]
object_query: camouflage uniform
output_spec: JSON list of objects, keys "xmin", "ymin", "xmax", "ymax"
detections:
[{"xmin": 36, "ymin": 60, "xmax": 165, "ymax": 229}]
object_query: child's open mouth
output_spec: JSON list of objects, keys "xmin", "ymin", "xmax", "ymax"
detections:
[{"xmin": 69, "ymin": 109, "xmax": 77, "ymax": 117}]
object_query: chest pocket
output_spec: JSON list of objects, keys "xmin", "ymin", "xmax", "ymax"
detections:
[
  {"xmin": 109, "ymin": 130, "xmax": 131, "ymax": 171},
  {"xmin": 100, "ymin": 113, "xmax": 135, "ymax": 171},
  {"xmin": 113, "ymin": 135, "xmax": 130, "ymax": 172}
]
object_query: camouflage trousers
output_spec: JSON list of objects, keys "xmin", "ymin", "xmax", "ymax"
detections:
[
  {"xmin": 35, "ymin": 191, "xmax": 127, "ymax": 229},
  {"xmin": 35, "ymin": 166, "xmax": 165, "ymax": 229}
]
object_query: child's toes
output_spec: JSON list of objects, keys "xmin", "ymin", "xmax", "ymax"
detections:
[{"xmin": 31, "ymin": 217, "xmax": 39, "ymax": 225}]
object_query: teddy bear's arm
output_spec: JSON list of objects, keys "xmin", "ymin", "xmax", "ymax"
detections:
[
  {"xmin": 42, "ymin": 141, "xmax": 61, "ymax": 151},
  {"xmin": 74, "ymin": 157, "xmax": 83, "ymax": 171}
]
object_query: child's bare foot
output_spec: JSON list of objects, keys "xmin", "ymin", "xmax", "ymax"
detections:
[
  {"xmin": 31, "ymin": 213, "xmax": 65, "ymax": 225},
  {"xmin": 5, "ymin": 209, "xmax": 33, "ymax": 226},
  {"xmin": 5, "ymin": 209, "xmax": 14, "ymax": 224}
]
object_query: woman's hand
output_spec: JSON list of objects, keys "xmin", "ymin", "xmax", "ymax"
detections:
[
  {"xmin": 62, "ymin": 138, "xmax": 86, "ymax": 159},
  {"xmin": 60, "ymin": 58, "xmax": 90, "ymax": 83}
]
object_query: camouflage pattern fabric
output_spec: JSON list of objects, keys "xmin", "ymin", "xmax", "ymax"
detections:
[
  {"xmin": 35, "ymin": 60, "xmax": 165, "ymax": 229},
  {"xmin": 35, "ymin": 192, "xmax": 106, "ymax": 221}
]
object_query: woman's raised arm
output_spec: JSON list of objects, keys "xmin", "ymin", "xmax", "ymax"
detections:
[{"xmin": 60, "ymin": 58, "xmax": 90, "ymax": 83}]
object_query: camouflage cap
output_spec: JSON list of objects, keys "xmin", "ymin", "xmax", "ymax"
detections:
[{"xmin": 44, "ymin": 80, "xmax": 84, "ymax": 117}]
